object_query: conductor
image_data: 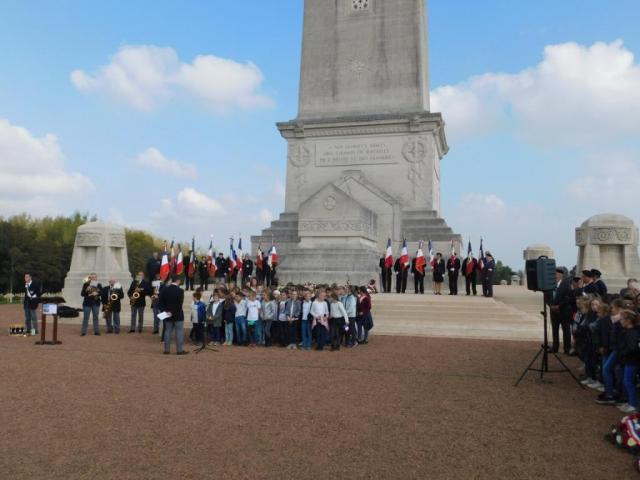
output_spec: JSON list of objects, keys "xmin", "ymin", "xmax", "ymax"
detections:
[{"xmin": 157, "ymin": 274, "xmax": 188, "ymax": 355}]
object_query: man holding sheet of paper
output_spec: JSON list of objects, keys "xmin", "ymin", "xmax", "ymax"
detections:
[{"xmin": 157, "ymin": 274, "xmax": 188, "ymax": 355}]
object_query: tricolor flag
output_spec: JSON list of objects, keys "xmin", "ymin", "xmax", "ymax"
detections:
[
  {"xmin": 479, "ymin": 238, "xmax": 485, "ymax": 270},
  {"xmin": 415, "ymin": 241, "xmax": 426, "ymax": 274},
  {"xmin": 228, "ymin": 238, "xmax": 237, "ymax": 273},
  {"xmin": 256, "ymin": 243, "xmax": 264, "ymax": 271},
  {"xmin": 268, "ymin": 244, "xmax": 278, "ymax": 268},
  {"xmin": 428, "ymin": 240, "xmax": 435, "ymax": 268},
  {"xmin": 169, "ymin": 239, "xmax": 176, "ymax": 273},
  {"xmin": 466, "ymin": 240, "xmax": 475, "ymax": 275},
  {"xmin": 175, "ymin": 244, "xmax": 184, "ymax": 275},
  {"xmin": 160, "ymin": 241, "xmax": 171, "ymax": 281},
  {"xmin": 188, "ymin": 238, "xmax": 197, "ymax": 278},
  {"xmin": 399, "ymin": 239, "xmax": 409, "ymax": 269},
  {"xmin": 236, "ymin": 236, "xmax": 244, "ymax": 276},
  {"xmin": 450, "ymin": 239, "xmax": 456, "ymax": 257},
  {"xmin": 207, "ymin": 239, "xmax": 216, "ymax": 276},
  {"xmin": 384, "ymin": 238, "xmax": 393, "ymax": 268}
]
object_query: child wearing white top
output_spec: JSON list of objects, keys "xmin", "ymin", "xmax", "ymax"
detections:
[
  {"xmin": 246, "ymin": 291, "xmax": 262, "ymax": 347},
  {"xmin": 234, "ymin": 292, "xmax": 249, "ymax": 345},
  {"xmin": 311, "ymin": 290, "xmax": 330, "ymax": 351},
  {"xmin": 329, "ymin": 292, "xmax": 349, "ymax": 351}
]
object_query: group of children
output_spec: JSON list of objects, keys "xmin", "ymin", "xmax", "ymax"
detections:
[
  {"xmin": 574, "ymin": 291, "xmax": 640, "ymax": 414},
  {"xmin": 187, "ymin": 283, "xmax": 374, "ymax": 351}
]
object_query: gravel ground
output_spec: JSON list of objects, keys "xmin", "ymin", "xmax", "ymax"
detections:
[{"xmin": 0, "ymin": 305, "xmax": 634, "ymax": 479}]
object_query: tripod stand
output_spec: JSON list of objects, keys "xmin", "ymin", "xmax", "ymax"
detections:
[
  {"xmin": 515, "ymin": 296, "xmax": 584, "ymax": 387},
  {"xmin": 193, "ymin": 322, "xmax": 218, "ymax": 354}
]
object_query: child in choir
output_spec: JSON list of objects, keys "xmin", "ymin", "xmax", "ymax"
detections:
[
  {"xmin": 246, "ymin": 290, "xmax": 262, "ymax": 347},
  {"xmin": 329, "ymin": 292, "xmax": 349, "ymax": 351},
  {"xmin": 261, "ymin": 290, "xmax": 276, "ymax": 347},
  {"xmin": 234, "ymin": 292, "xmax": 248, "ymax": 346},
  {"xmin": 357, "ymin": 286, "xmax": 372, "ymax": 344},
  {"xmin": 190, "ymin": 291, "xmax": 206, "ymax": 344},
  {"xmin": 617, "ymin": 309, "xmax": 640, "ymax": 414},
  {"xmin": 222, "ymin": 293, "xmax": 236, "ymax": 346},
  {"xmin": 341, "ymin": 286, "xmax": 358, "ymax": 347},
  {"xmin": 300, "ymin": 290, "xmax": 313, "ymax": 350},
  {"xmin": 277, "ymin": 290, "xmax": 289, "ymax": 347},
  {"xmin": 311, "ymin": 290, "xmax": 330, "ymax": 351},
  {"xmin": 206, "ymin": 290, "xmax": 224, "ymax": 346}
]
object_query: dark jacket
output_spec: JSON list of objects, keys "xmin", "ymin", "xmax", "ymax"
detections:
[
  {"xmin": 222, "ymin": 302, "xmax": 236, "ymax": 324},
  {"xmin": 101, "ymin": 284, "xmax": 124, "ymax": 313},
  {"xmin": 146, "ymin": 257, "xmax": 161, "ymax": 280},
  {"xmin": 609, "ymin": 321, "xmax": 625, "ymax": 353},
  {"xmin": 206, "ymin": 301, "xmax": 224, "ymax": 326},
  {"xmin": 81, "ymin": 282, "xmax": 102, "ymax": 307},
  {"xmin": 618, "ymin": 326, "xmax": 640, "ymax": 366},
  {"xmin": 550, "ymin": 279, "xmax": 572, "ymax": 313},
  {"xmin": 482, "ymin": 258, "xmax": 496, "ymax": 279},
  {"xmin": 215, "ymin": 257, "xmax": 228, "ymax": 278},
  {"xmin": 157, "ymin": 283, "xmax": 185, "ymax": 322},
  {"xmin": 128, "ymin": 279, "xmax": 151, "ymax": 308},
  {"xmin": 461, "ymin": 258, "xmax": 478, "ymax": 278},
  {"xmin": 595, "ymin": 315, "xmax": 612, "ymax": 351},
  {"xmin": 595, "ymin": 279, "xmax": 608, "ymax": 298},
  {"xmin": 243, "ymin": 259, "xmax": 254, "ymax": 278},
  {"xmin": 446, "ymin": 256, "xmax": 461, "ymax": 276},
  {"xmin": 23, "ymin": 280, "xmax": 42, "ymax": 309}
]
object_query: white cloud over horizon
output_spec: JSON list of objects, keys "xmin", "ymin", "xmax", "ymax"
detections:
[
  {"xmin": 0, "ymin": 118, "xmax": 94, "ymax": 216},
  {"xmin": 136, "ymin": 147, "xmax": 197, "ymax": 178},
  {"xmin": 71, "ymin": 44, "xmax": 274, "ymax": 113},
  {"xmin": 432, "ymin": 40, "xmax": 640, "ymax": 146}
]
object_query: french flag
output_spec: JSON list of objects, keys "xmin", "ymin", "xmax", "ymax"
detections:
[
  {"xmin": 479, "ymin": 238, "xmax": 485, "ymax": 270},
  {"xmin": 188, "ymin": 237, "xmax": 196, "ymax": 278},
  {"xmin": 236, "ymin": 236, "xmax": 244, "ymax": 276},
  {"xmin": 415, "ymin": 241, "xmax": 426, "ymax": 274},
  {"xmin": 160, "ymin": 241, "xmax": 171, "ymax": 281},
  {"xmin": 466, "ymin": 240, "xmax": 475, "ymax": 275},
  {"xmin": 175, "ymin": 244, "xmax": 184, "ymax": 275},
  {"xmin": 384, "ymin": 238, "xmax": 393, "ymax": 268},
  {"xmin": 228, "ymin": 237, "xmax": 237, "ymax": 273},
  {"xmin": 428, "ymin": 240, "xmax": 435, "ymax": 268},
  {"xmin": 450, "ymin": 239, "xmax": 456, "ymax": 257},
  {"xmin": 207, "ymin": 239, "xmax": 216, "ymax": 276},
  {"xmin": 169, "ymin": 239, "xmax": 176, "ymax": 273},
  {"xmin": 256, "ymin": 243, "xmax": 264, "ymax": 271},
  {"xmin": 268, "ymin": 244, "xmax": 278, "ymax": 267},
  {"xmin": 399, "ymin": 239, "xmax": 409, "ymax": 269}
]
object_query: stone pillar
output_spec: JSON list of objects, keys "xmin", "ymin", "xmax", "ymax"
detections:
[
  {"xmin": 62, "ymin": 222, "xmax": 132, "ymax": 308},
  {"xmin": 576, "ymin": 214, "xmax": 640, "ymax": 292}
]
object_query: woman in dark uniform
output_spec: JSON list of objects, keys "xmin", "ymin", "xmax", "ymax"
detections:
[{"xmin": 432, "ymin": 253, "xmax": 446, "ymax": 295}]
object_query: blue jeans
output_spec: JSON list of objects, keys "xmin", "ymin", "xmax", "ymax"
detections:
[
  {"xmin": 235, "ymin": 316, "xmax": 247, "ymax": 344},
  {"xmin": 131, "ymin": 306, "xmax": 145, "ymax": 331},
  {"xmin": 256, "ymin": 320, "xmax": 265, "ymax": 344},
  {"xmin": 164, "ymin": 321, "xmax": 185, "ymax": 353},
  {"xmin": 624, "ymin": 364, "xmax": 638, "ymax": 408},
  {"xmin": 24, "ymin": 305, "xmax": 38, "ymax": 333},
  {"xmin": 153, "ymin": 306, "xmax": 160, "ymax": 332},
  {"xmin": 106, "ymin": 311, "xmax": 120, "ymax": 332},
  {"xmin": 82, "ymin": 304, "xmax": 100, "ymax": 334},
  {"xmin": 301, "ymin": 320, "xmax": 311, "ymax": 349},
  {"xmin": 209, "ymin": 325, "xmax": 222, "ymax": 343},
  {"xmin": 248, "ymin": 322, "xmax": 257, "ymax": 344},
  {"xmin": 603, "ymin": 352, "xmax": 618, "ymax": 397},
  {"xmin": 225, "ymin": 322, "xmax": 234, "ymax": 343}
]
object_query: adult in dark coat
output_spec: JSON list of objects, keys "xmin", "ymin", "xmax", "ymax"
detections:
[
  {"xmin": 411, "ymin": 257, "xmax": 425, "ymax": 294},
  {"xmin": 592, "ymin": 269, "xmax": 608, "ymax": 298},
  {"xmin": 394, "ymin": 258, "xmax": 408, "ymax": 294},
  {"xmin": 101, "ymin": 279, "xmax": 124, "ymax": 333},
  {"xmin": 81, "ymin": 273, "xmax": 103, "ymax": 336},
  {"xmin": 379, "ymin": 256, "xmax": 392, "ymax": 293},
  {"xmin": 198, "ymin": 256, "xmax": 210, "ymax": 290},
  {"xmin": 128, "ymin": 272, "xmax": 151, "ymax": 333},
  {"xmin": 242, "ymin": 254, "xmax": 254, "ymax": 286},
  {"xmin": 145, "ymin": 252, "xmax": 161, "ymax": 282},
  {"xmin": 549, "ymin": 268, "xmax": 573, "ymax": 353},
  {"xmin": 461, "ymin": 256, "xmax": 478, "ymax": 296},
  {"xmin": 23, "ymin": 273, "xmax": 42, "ymax": 334},
  {"xmin": 184, "ymin": 252, "xmax": 197, "ymax": 291},
  {"xmin": 581, "ymin": 270, "xmax": 598, "ymax": 295},
  {"xmin": 432, "ymin": 254, "xmax": 446, "ymax": 295},
  {"xmin": 481, "ymin": 253, "xmax": 496, "ymax": 298},
  {"xmin": 446, "ymin": 253, "xmax": 461, "ymax": 296},
  {"xmin": 157, "ymin": 275, "xmax": 187, "ymax": 355},
  {"xmin": 215, "ymin": 253, "xmax": 227, "ymax": 282}
]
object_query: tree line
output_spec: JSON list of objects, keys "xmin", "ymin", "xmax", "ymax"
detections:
[{"xmin": 0, "ymin": 213, "xmax": 160, "ymax": 294}]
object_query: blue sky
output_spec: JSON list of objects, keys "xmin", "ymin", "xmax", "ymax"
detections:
[{"xmin": 1, "ymin": 0, "xmax": 639, "ymax": 269}]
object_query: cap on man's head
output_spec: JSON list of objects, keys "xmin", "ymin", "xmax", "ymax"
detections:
[
  {"xmin": 591, "ymin": 269, "xmax": 602, "ymax": 277},
  {"xmin": 555, "ymin": 268, "xmax": 565, "ymax": 274},
  {"xmin": 582, "ymin": 270, "xmax": 595, "ymax": 278}
]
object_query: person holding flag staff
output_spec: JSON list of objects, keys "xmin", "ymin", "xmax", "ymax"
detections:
[
  {"xmin": 379, "ymin": 238, "xmax": 393, "ymax": 293},
  {"xmin": 447, "ymin": 241, "xmax": 461, "ymax": 296},
  {"xmin": 461, "ymin": 241, "xmax": 479, "ymax": 296},
  {"xmin": 215, "ymin": 252, "xmax": 227, "ymax": 284},
  {"xmin": 206, "ymin": 237, "xmax": 217, "ymax": 281},
  {"xmin": 175, "ymin": 244, "xmax": 184, "ymax": 278},
  {"xmin": 198, "ymin": 255, "xmax": 210, "ymax": 290},
  {"xmin": 394, "ymin": 239, "xmax": 409, "ymax": 294},
  {"xmin": 411, "ymin": 241, "xmax": 426, "ymax": 294},
  {"xmin": 186, "ymin": 238, "xmax": 197, "ymax": 291},
  {"xmin": 159, "ymin": 241, "xmax": 171, "ymax": 282},
  {"xmin": 236, "ymin": 235, "xmax": 245, "ymax": 285}
]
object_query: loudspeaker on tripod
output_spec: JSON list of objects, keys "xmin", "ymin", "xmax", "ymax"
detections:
[{"xmin": 525, "ymin": 256, "xmax": 557, "ymax": 292}]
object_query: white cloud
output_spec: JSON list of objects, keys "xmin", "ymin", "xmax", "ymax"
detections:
[
  {"xmin": 136, "ymin": 147, "xmax": 197, "ymax": 178},
  {"xmin": 432, "ymin": 40, "xmax": 640, "ymax": 145},
  {"xmin": 0, "ymin": 118, "xmax": 93, "ymax": 215},
  {"xmin": 175, "ymin": 188, "xmax": 225, "ymax": 215},
  {"xmin": 71, "ymin": 44, "xmax": 274, "ymax": 113}
]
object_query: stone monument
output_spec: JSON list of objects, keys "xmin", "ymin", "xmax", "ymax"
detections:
[
  {"xmin": 523, "ymin": 244, "xmax": 555, "ymax": 262},
  {"xmin": 576, "ymin": 214, "xmax": 640, "ymax": 291},
  {"xmin": 252, "ymin": 0, "xmax": 461, "ymax": 284},
  {"xmin": 62, "ymin": 222, "xmax": 132, "ymax": 307}
]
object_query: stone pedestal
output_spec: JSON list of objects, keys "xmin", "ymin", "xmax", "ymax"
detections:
[
  {"xmin": 62, "ymin": 222, "xmax": 132, "ymax": 307},
  {"xmin": 576, "ymin": 214, "xmax": 640, "ymax": 292},
  {"xmin": 523, "ymin": 244, "xmax": 555, "ymax": 262},
  {"xmin": 251, "ymin": 0, "xmax": 461, "ymax": 284}
]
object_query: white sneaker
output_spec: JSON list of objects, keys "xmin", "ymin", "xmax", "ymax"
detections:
[
  {"xmin": 596, "ymin": 385, "xmax": 605, "ymax": 393},
  {"xmin": 580, "ymin": 378, "xmax": 593, "ymax": 386},
  {"xmin": 587, "ymin": 380, "xmax": 604, "ymax": 390},
  {"xmin": 618, "ymin": 403, "xmax": 631, "ymax": 412},
  {"xmin": 619, "ymin": 404, "xmax": 637, "ymax": 414}
]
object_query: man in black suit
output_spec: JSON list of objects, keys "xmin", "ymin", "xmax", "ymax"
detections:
[
  {"xmin": 146, "ymin": 252, "xmax": 161, "ymax": 282},
  {"xmin": 461, "ymin": 255, "xmax": 478, "ymax": 296},
  {"xmin": 215, "ymin": 253, "xmax": 227, "ymax": 283},
  {"xmin": 481, "ymin": 253, "xmax": 496, "ymax": 298},
  {"xmin": 549, "ymin": 268, "xmax": 572, "ymax": 353},
  {"xmin": 23, "ymin": 273, "xmax": 42, "ymax": 335},
  {"xmin": 394, "ymin": 258, "xmax": 408, "ymax": 294},
  {"xmin": 242, "ymin": 254, "xmax": 254, "ymax": 286},
  {"xmin": 158, "ymin": 274, "xmax": 188, "ymax": 355},
  {"xmin": 379, "ymin": 256, "xmax": 392, "ymax": 293},
  {"xmin": 447, "ymin": 253, "xmax": 461, "ymax": 295},
  {"xmin": 198, "ymin": 256, "xmax": 210, "ymax": 290}
]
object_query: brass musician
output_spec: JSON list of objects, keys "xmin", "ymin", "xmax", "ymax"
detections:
[
  {"xmin": 101, "ymin": 279, "xmax": 124, "ymax": 333},
  {"xmin": 80, "ymin": 273, "xmax": 103, "ymax": 336},
  {"xmin": 128, "ymin": 272, "xmax": 150, "ymax": 333}
]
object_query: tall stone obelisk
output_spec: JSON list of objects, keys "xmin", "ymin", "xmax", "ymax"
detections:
[{"xmin": 252, "ymin": 0, "xmax": 461, "ymax": 285}]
